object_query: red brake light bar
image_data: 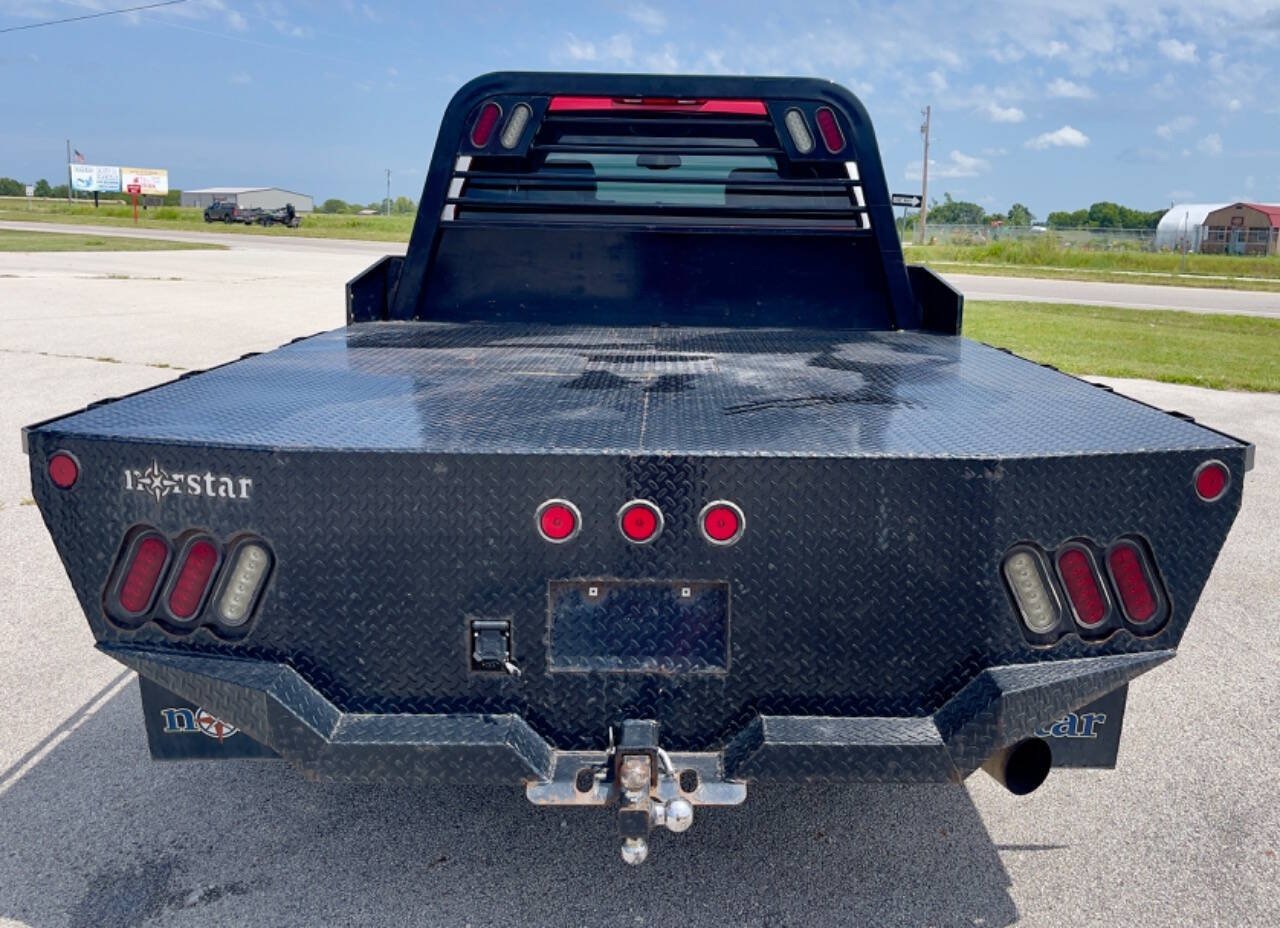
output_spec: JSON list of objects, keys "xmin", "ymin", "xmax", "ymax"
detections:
[{"xmin": 547, "ymin": 96, "xmax": 767, "ymax": 115}]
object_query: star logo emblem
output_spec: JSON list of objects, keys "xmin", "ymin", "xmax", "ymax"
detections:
[{"xmin": 135, "ymin": 460, "xmax": 181, "ymax": 502}]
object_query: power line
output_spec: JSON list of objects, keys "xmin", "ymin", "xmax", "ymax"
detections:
[{"xmin": 0, "ymin": 0, "xmax": 188, "ymax": 34}]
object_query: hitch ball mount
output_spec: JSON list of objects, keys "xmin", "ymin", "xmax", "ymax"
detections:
[{"xmin": 525, "ymin": 719, "xmax": 746, "ymax": 864}]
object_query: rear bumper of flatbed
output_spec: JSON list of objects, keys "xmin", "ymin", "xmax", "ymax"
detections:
[{"xmin": 116, "ymin": 643, "xmax": 1166, "ymax": 785}]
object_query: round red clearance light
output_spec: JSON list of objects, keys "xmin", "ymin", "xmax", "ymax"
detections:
[
  {"xmin": 471, "ymin": 101, "xmax": 502, "ymax": 148},
  {"xmin": 618, "ymin": 500, "xmax": 663, "ymax": 544},
  {"xmin": 700, "ymin": 500, "xmax": 745, "ymax": 546},
  {"xmin": 48, "ymin": 451, "xmax": 79, "ymax": 489},
  {"xmin": 536, "ymin": 499, "xmax": 580, "ymax": 544},
  {"xmin": 1194, "ymin": 460, "xmax": 1229, "ymax": 502}
]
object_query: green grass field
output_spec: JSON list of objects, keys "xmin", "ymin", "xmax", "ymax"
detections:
[
  {"xmin": 965, "ymin": 301, "xmax": 1280, "ymax": 392},
  {"xmin": 0, "ymin": 229, "xmax": 222, "ymax": 252},
  {"xmin": 0, "ymin": 197, "xmax": 414, "ymax": 242},
  {"xmin": 914, "ymin": 236, "xmax": 1280, "ymax": 292}
]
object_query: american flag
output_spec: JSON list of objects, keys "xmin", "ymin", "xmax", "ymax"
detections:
[{"xmin": 73, "ymin": 149, "xmax": 85, "ymax": 163}]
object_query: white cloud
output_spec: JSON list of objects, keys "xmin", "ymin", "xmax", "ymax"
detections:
[
  {"xmin": 1043, "ymin": 40, "xmax": 1068, "ymax": 57},
  {"xmin": 905, "ymin": 150, "xmax": 990, "ymax": 180},
  {"xmin": 1025, "ymin": 125, "xmax": 1090, "ymax": 150},
  {"xmin": 1197, "ymin": 133, "xmax": 1223, "ymax": 156},
  {"xmin": 644, "ymin": 44, "xmax": 679, "ymax": 73},
  {"xmin": 927, "ymin": 69, "xmax": 947, "ymax": 91},
  {"xmin": 1228, "ymin": 98, "xmax": 1243, "ymax": 112},
  {"xmin": 562, "ymin": 32, "xmax": 634, "ymax": 64},
  {"xmin": 229, "ymin": 71, "xmax": 251, "ymax": 85},
  {"xmin": 1047, "ymin": 78, "xmax": 1094, "ymax": 99},
  {"xmin": 627, "ymin": 3, "xmax": 667, "ymax": 32},
  {"xmin": 977, "ymin": 101, "xmax": 1025, "ymax": 123},
  {"xmin": 1158, "ymin": 38, "xmax": 1198, "ymax": 63},
  {"xmin": 1155, "ymin": 115, "xmax": 1195, "ymax": 140},
  {"xmin": 226, "ymin": 10, "xmax": 247, "ymax": 30}
]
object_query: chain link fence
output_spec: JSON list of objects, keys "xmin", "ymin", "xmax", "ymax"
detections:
[{"xmin": 901, "ymin": 223, "xmax": 1159, "ymax": 251}]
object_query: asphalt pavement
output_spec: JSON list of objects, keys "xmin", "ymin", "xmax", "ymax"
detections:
[{"xmin": 0, "ymin": 245, "xmax": 1276, "ymax": 927}]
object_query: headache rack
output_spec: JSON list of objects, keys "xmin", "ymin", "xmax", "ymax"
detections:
[{"xmin": 347, "ymin": 72, "xmax": 959, "ymax": 333}]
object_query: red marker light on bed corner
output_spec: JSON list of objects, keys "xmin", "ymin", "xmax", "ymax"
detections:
[{"xmin": 48, "ymin": 451, "xmax": 79, "ymax": 489}]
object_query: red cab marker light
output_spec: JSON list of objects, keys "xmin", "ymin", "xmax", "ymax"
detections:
[
  {"xmin": 536, "ymin": 499, "xmax": 581, "ymax": 543},
  {"xmin": 618, "ymin": 500, "xmax": 663, "ymax": 544},
  {"xmin": 49, "ymin": 451, "xmax": 79, "ymax": 489},
  {"xmin": 1107, "ymin": 542, "xmax": 1158, "ymax": 624},
  {"xmin": 1055, "ymin": 546, "xmax": 1106, "ymax": 627},
  {"xmin": 700, "ymin": 500, "xmax": 745, "ymax": 546},
  {"xmin": 1194, "ymin": 460, "xmax": 1229, "ymax": 502},
  {"xmin": 167, "ymin": 539, "xmax": 220, "ymax": 620},
  {"xmin": 117, "ymin": 534, "xmax": 170, "ymax": 615},
  {"xmin": 471, "ymin": 101, "xmax": 502, "ymax": 147},
  {"xmin": 547, "ymin": 96, "xmax": 766, "ymax": 115},
  {"xmin": 814, "ymin": 107, "xmax": 845, "ymax": 152}
]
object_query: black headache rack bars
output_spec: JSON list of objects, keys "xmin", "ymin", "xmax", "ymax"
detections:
[{"xmin": 347, "ymin": 72, "xmax": 962, "ymax": 332}]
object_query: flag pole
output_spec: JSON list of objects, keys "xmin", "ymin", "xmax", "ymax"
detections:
[{"xmin": 66, "ymin": 139, "xmax": 72, "ymax": 202}]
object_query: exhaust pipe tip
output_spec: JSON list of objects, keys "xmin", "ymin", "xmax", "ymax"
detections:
[{"xmin": 982, "ymin": 737, "xmax": 1052, "ymax": 796}]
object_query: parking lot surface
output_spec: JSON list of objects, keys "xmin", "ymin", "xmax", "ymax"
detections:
[{"xmin": 1, "ymin": 243, "xmax": 1275, "ymax": 927}]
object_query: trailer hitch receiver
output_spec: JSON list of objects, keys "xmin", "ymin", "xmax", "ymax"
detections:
[{"xmin": 525, "ymin": 719, "xmax": 745, "ymax": 865}]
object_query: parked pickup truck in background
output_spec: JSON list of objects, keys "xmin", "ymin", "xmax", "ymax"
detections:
[
  {"xmin": 203, "ymin": 201, "xmax": 300, "ymax": 227},
  {"xmin": 26, "ymin": 72, "xmax": 1251, "ymax": 865}
]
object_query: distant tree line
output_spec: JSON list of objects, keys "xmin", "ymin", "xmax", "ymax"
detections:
[
  {"xmin": 913, "ymin": 193, "xmax": 1164, "ymax": 230},
  {"xmin": 317, "ymin": 196, "xmax": 416, "ymax": 215}
]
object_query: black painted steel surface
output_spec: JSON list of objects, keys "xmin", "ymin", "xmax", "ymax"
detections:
[{"xmin": 27, "ymin": 324, "xmax": 1246, "ymax": 760}]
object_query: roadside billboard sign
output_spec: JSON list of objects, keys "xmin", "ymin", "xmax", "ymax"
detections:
[
  {"xmin": 69, "ymin": 164, "xmax": 122, "ymax": 193},
  {"xmin": 119, "ymin": 167, "xmax": 169, "ymax": 196}
]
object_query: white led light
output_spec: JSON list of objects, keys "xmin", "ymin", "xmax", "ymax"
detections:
[
  {"xmin": 217, "ymin": 543, "xmax": 270, "ymax": 627},
  {"xmin": 500, "ymin": 103, "xmax": 532, "ymax": 149},
  {"xmin": 1003, "ymin": 549, "xmax": 1059, "ymax": 633},
  {"xmin": 784, "ymin": 109, "xmax": 815, "ymax": 154}
]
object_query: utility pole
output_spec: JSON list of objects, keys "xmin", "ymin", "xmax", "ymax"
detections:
[
  {"xmin": 66, "ymin": 139, "xmax": 73, "ymax": 202},
  {"xmin": 917, "ymin": 106, "xmax": 930, "ymax": 244},
  {"xmin": 385, "ymin": 168, "xmax": 391, "ymax": 216}
]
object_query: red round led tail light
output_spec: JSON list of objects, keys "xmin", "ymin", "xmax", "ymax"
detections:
[
  {"xmin": 536, "ymin": 499, "xmax": 580, "ymax": 543},
  {"xmin": 166, "ymin": 538, "xmax": 221, "ymax": 621},
  {"xmin": 699, "ymin": 500, "xmax": 745, "ymax": 546},
  {"xmin": 48, "ymin": 451, "xmax": 79, "ymax": 489},
  {"xmin": 110, "ymin": 531, "xmax": 172, "ymax": 620},
  {"xmin": 1106, "ymin": 540, "xmax": 1162, "ymax": 625},
  {"xmin": 618, "ymin": 500, "xmax": 663, "ymax": 544},
  {"xmin": 1055, "ymin": 545, "xmax": 1108, "ymax": 628},
  {"xmin": 1194, "ymin": 460, "xmax": 1229, "ymax": 502}
]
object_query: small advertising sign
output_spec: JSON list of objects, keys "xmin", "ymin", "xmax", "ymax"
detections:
[
  {"xmin": 69, "ymin": 164, "xmax": 122, "ymax": 193},
  {"xmin": 119, "ymin": 167, "xmax": 169, "ymax": 196}
]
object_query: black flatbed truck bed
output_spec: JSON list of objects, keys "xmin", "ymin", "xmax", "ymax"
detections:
[{"xmin": 25, "ymin": 72, "xmax": 1250, "ymax": 865}]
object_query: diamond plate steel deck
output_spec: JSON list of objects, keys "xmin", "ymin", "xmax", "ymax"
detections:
[{"xmin": 29, "ymin": 323, "xmax": 1242, "ymax": 457}]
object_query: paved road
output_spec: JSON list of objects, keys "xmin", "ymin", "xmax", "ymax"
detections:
[
  {"xmin": 943, "ymin": 271, "xmax": 1280, "ymax": 317},
  {"xmin": 0, "ymin": 248, "xmax": 1276, "ymax": 927},
  {"xmin": 5, "ymin": 219, "xmax": 1280, "ymax": 317}
]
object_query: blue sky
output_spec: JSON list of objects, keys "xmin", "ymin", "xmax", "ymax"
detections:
[{"xmin": 3, "ymin": 0, "xmax": 1278, "ymax": 218}]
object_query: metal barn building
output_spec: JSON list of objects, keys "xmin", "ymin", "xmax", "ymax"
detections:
[
  {"xmin": 1200, "ymin": 202, "xmax": 1280, "ymax": 256},
  {"xmin": 181, "ymin": 187, "xmax": 314, "ymax": 212},
  {"xmin": 1154, "ymin": 203, "xmax": 1226, "ymax": 252}
]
